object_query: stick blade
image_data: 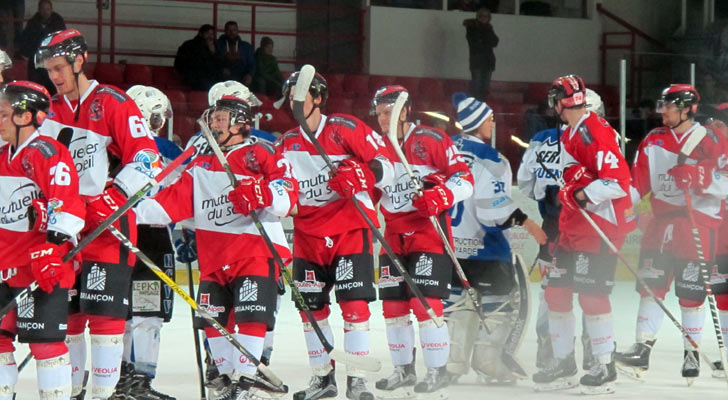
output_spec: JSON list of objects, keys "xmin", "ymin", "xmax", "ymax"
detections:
[
  {"xmin": 329, "ymin": 349, "xmax": 382, "ymax": 372},
  {"xmin": 386, "ymin": 91, "xmax": 409, "ymax": 144},
  {"xmin": 256, "ymin": 363, "xmax": 285, "ymax": 390},
  {"xmin": 294, "ymin": 65, "xmax": 316, "ymax": 102}
]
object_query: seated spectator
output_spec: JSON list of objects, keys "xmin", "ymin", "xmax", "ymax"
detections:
[
  {"xmin": 216, "ymin": 21, "xmax": 256, "ymax": 86},
  {"xmin": 174, "ymin": 24, "xmax": 222, "ymax": 91},
  {"xmin": 20, "ymin": 0, "xmax": 66, "ymax": 94},
  {"xmin": 253, "ymin": 36, "xmax": 283, "ymax": 97}
]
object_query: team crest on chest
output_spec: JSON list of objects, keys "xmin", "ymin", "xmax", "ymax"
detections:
[{"xmin": 89, "ymin": 98, "xmax": 104, "ymax": 121}]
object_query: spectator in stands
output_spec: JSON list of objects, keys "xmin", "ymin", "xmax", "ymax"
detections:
[
  {"xmin": 253, "ymin": 36, "xmax": 282, "ymax": 97},
  {"xmin": 174, "ymin": 24, "xmax": 222, "ymax": 91},
  {"xmin": 20, "ymin": 0, "xmax": 66, "ymax": 94},
  {"xmin": 463, "ymin": 7, "xmax": 498, "ymax": 101},
  {"xmin": 216, "ymin": 21, "xmax": 256, "ymax": 86}
]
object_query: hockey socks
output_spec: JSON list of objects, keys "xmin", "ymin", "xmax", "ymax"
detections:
[
  {"xmin": 37, "ymin": 353, "xmax": 72, "ymax": 400},
  {"xmin": 303, "ymin": 319, "xmax": 335, "ymax": 376},
  {"xmin": 0, "ymin": 352, "xmax": 16, "ymax": 400},
  {"xmin": 124, "ymin": 316, "xmax": 163, "ymax": 376},
  {"xmin": 419, "ymin": 319, "xmax": 449, "ymax": 368},
  {"xmin": 583, "ymin": 313, "xmax": 615, "ymax": 361},
  {"xmin": 385, "ymin": 316, "xmax": 415, "ymax": 366},
  {"xmin": 681, "ymin": 306, "xmax": 705, "ymax": 350},
  {"xmin": 344, "ymin": 320, "xmax": 370, "ymax": 378},
  {"xmin": 207, "ymin": 336, "xmax": 235, "ymax": 376},
  {"xmin": 231, "ymin": 333, "xmax": 265, "ymax": 380},
  {"xmin": 636, "ymin": 296, "xmax": 664, "ymax": 343},
  {"xmin": 90, "ymin": 333, "xmax": 124, "ymax": 399},
  {"xmin": 65, "ymin": 333, "xmax": 87, "ymax": 396},
  {"xmin": 548, "ymin": 310, "xmax": 576, "ymax": 359}
]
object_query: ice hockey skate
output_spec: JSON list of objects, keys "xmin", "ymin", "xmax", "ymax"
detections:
[
  {"xmin": 682, "ymin": 350, "xmax": 700, "ymax": 386},
  {"xmin": 346, "ymin": 376, "xmax": 374, "ymax": 400},
  {"xmin": 712, "ymin": 361, "xmax": 724, "ymax": 379},
  {"xmin": 110, "ymin": 362, "xmax": 136, "ymax": 399},
  {"xmin": 375, "ymin": 362, "xmax": 416, "ymax": 399},
  {"xmin": 412, "ymin": 366, "xmax": 449, "ymax": 400},
  {"xmin": 579, "ymin": 360, "xmax": 616, "ymax": 395},
  {"xmin": 614, "ymin": 340, "xmax": 655, "ymax": 380},
  {"xmin": 532, "ymin": 352, "xmax": 578, "ymax": 392},
  {"xmin": 292, "ymin": 370, "xmax": 337, "ymax": 400},
  {"xmin": 126, "ymin": 372, "xmax": 177, "ymax": 400}
]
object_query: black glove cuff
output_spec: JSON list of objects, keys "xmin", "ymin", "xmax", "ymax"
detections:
[
  {"xmin": 501, "ymin": 208, "xmax": 528, "ymax": 228},
  {"xmin": 47, "ymin": 231, "xmax": 71, "ymax": 245}
]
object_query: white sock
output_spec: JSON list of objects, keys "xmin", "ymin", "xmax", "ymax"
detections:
[
  {"xmin": 548, "ymin": 310, "xmax": 575, "ymax": 359},
  {"xmin": 419, "ymin": 319, "xmax": 449, "ymax": 369},
  {"xmin": 129, "ymin": 316, "xmax": 163, "ymax": 376},
  {"xmin": 636, "ymin": 296, "xmax": 664, "ymax": 343},
  {"xmin": 0, "ymin": 352, "xmax": 16, "ymax": 400},
  {"xmin": 65, "ymin": 333, "xmax": 86, "ymax": 396},
  {"xmin": 719, "ymin": 310, "xmax": 728, "ymax": 359},
  {"xmin": 345, "ymin": 320, "xmax": 370, "ymax": 377},
  {"xmin": 207, "ymin": 336, "xmax": 235, "ymax": 376},
  {"xmin": 681, "ymin": 305, "xmax": 705, "ymax": 350},
  {"xmin": 262, "ymin": 330, "xmax": 275, "ymax": 362},
  {"xmin": 122, "ymin": 320, "xmax": 133, "ymax": 363},
  {"xmin": 536, "ymin": 288, "xmax": 550, "ymax": 338},
  {"xmin": 303, "ymin": 319, "xmax": 334, "ymax": 376},
  {"xmin": 37, "ymin": 353, "xmax": 72, "ymax": 400},
  {"xmin": 584, "ymin": 313, "xmax": 615, "ymax": 361},
  {"xmin": 231, "ymin": 333, "xmax": 265, "ymax": 380},
  {"xmin": 89, "ymin": 334, "xmax": 123, "ymax": 399},
  {"xmin": 385, "ymin": 316, "xmax": 415, "ymax": 366}
]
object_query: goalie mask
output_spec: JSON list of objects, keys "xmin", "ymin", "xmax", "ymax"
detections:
[
  {"xmin": 548, "ymin": 75, "xmax": 586, "ymax": 109},
  {"xmin": 202, "ymin": 95, "xmax": 252, "ymax": 147},
  {"xmin": 127, "ymin": 85, "xmax": 173, "ymax": 134},
  {"xmin": 208, "ymin": 80, "xmax": 262, "ymax": 107}
]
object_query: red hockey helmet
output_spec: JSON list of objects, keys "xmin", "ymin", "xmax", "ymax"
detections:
[
  {"xmin": 370, "ymin": 85, "xmax": 410, "ymax": 116},
  {"xmin": 281, "ymin": 71, "xmax": 329, "ymax": 106},
  {"xmin": 656, "ymin": 84, "xmax": 700, "ymax": 116},
  {"xmin": 0, "ymin": 80, "xmax": 51, "ymax": 127},
  {"xmin": 35, "ymin": 29, "xmax": 88, "ymax": 69},
  {"xmin": 548, "ymin": 75, "xmax": 586, "ymax": 109}
]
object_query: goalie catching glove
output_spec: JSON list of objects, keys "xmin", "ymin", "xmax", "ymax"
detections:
[
  {"xmin": 328, "ymin": 158, "xmax": 375, "ymax": 199},
  {"xmin": 412, "ymin": 173, "xmax": 454, "ymax": 217},
  {"xmin": 228, "ymin": 177, "xmax": 273, "ymax": 216}
]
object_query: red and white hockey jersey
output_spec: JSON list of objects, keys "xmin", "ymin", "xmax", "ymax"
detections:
[
  {"xmin": 632, "ymin": 122, "xmax": 728, "ymax": 229},
  {"xmin": 38, "ymin": 80, "xmax": 161, "ymax": 199},
  {"xmin": 0, "ymin": 132, "xmax": 85, "ymax": 269},
  {"xmin": 380, "ymin": 124, "xmax": 473, "ymax": 234},
  {"xmin": 560, "ymin": 111, "xmax": 635, "ymax": 247},
  {"xmin": 276, "ymin": 114, "xmax": 393, "ymax": 237},
  {"xmin": 135, "ymin": 139, "xmax": 297, "ymax": 273}
]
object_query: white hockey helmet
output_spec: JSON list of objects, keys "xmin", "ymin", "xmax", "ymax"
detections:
[
  {"xmin": 585, "ymin": 88, "xmax": 605, "ymax": 118},
  {"xmin": 127, "ymin": 85, "xmax": 172, "ymax": 134},
  {"xmin": 208, "ymin": 80, "xmax": 262, "ymax": 107},
  {"xmin": 0, "ymin": 49, "xmax": 11, "ymax": 71}
]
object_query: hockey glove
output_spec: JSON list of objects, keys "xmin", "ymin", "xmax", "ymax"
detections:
[
  {"xmin": 668, "ymin": 163, "xmax": 712, "ymax": 191},
  {"xmin": 558, "ymin": 182, "xmax": 589, "ymax": 212},
  {"xmin": 86, "ymin": 186, "xmax": 127, "ymax": 230},
  {"xmin": 28, "ymin": 199, "xmax": 48, "ymax": 232},
  {"xmin": 29, "ymin": 242, "xmax": 75, "ymax": 293},
  {"xmin": 563, "ymin": 164, "xmax": 596, "ymax": 186},
  {"xmin": 412, "ymin": 184, "xmax": 454, "ymax": 217},
  {"xmin": 174, "ymin": 230, "xmax": 197, "ymax": 263},
  {"xmin": 328, "ymin": 158, "xmax": 375, "ymax": 199},
  {"xmin": 229, "ymin": 177, "xmax": 273, "ymax": 216}
]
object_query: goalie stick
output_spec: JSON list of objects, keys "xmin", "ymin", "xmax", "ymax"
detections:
[
  {"xmin": 106, "ymin": 225, "xmax": 285, "ymax": 391},
  {"xmin": 536, "ymin": 157, "xmax": 718, "ymax": 373},
  {"xmin": 197, "ymin": 117, "xmax": 382, "ymax": 372},
  {"xmin": 292, "ymin": 64, "xmax": 442, "ymax": 327},
  {"xmin": 676, "ymin": 125, "xmax": 728, "ymax": 385},
  {"xmin": 0, "ymin": 144, "xmax": 196, "ymax": 321}
]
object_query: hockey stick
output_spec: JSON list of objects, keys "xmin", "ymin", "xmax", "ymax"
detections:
[
  {"xmin": 106, "ymin": 225, "xmax": 285, "ymax": 391},
  {"xmin": 499, "ymin": 253, "xmax": 531, "ymax": 379},
  {"xmin": 11, "ymin": 352, "xmax": 34, "ymax": 400},
  {"xmin": 536, "ymin": 158, "xmax": 718, "ymax": 371},
  {"xmin": 197, "ymin": 118, "xmax": 381, "ymax": 373},
  {"xmin": 292, "ymin": 64, "xmax": 442, "ymax": 327},
  {"xmin": 0, "ymin": 145, "xmax": 197, "ymax": 321},
  {"xmin": 383, "ymin": 91, "xmax": 491, "ymax": 334},
  {"xmin": 676, "ymin": 126, "xmax": 728, "ymax": 385},
  {"xmin": 181, "ymin": 229, "xmax": 208, "ymax": 399}
]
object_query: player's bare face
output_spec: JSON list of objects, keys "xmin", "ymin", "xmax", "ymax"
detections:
[
  {"xmin": 288, "ymin": 88, "xmax": 320, "ymax": 118},
  {"xmin": 375, "ymin": 103, "xmax": 393, "ymax": 135},
  {"xmin": 661, "ymin": 103, "xmax": 684, "ymax": 127},
  {"xmin": 210, "ymin": 110, "xmax": 232, "ymax": 143},
  {"xmin": 44, "ymin": 56, "xmax": 76, "ymax": 96},
  {"xmin": 0, "ymin": 101, "xmax": 16, "ymax": 143}
]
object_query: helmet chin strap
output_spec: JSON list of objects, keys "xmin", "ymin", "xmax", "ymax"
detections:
[
  {"xmin": 10, "ymin": 114, "xmax": 34, "ymax": 155},
  {"xmin": 670, "ymin": 109, "xmax": 691, "ymax": 130}
]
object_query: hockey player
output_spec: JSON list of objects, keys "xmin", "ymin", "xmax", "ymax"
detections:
[
  {"xmin": 111, "ymin": 85, "xmax": 179, "ymax": 400},
  {"xmin": 277, "ymin": 71, "xmax": 393, "ymax": 400},
  {"xmin": 0, "ymin": 80, "xmax": 85, "ymax": 399},
  {"xmin": 370, "ymin": 86, "xmax": 473, "ymax": 397},
  {"xmin": 446, "ymin": 93, "xmax": 545, "ymax": 385},
  {"xmin": 517, "ymin": 89, "xmax": 606, "ymax": 371},
  {"xmin": 135, "ymin": 95, "xmax": 296, "ymax": 399},
  {"xmin": 35, "ymin": 29, "xmax": 163, "ymax": 399},
  {"xmin": 615, "ymin": 84, "xmax": 728, "ymax": 381},
  {"xmin": 532, "ymin": 75, "xmax": 635, "ymax": 394},
  {"xmin": 0, "ymin": 49, "xmax": 10, "ymax": 83}
]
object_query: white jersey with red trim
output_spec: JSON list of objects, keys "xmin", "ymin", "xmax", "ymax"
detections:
[
  {"xmin": 380, "ymin": 123, "xmax": 473, "ymax": 234},
  {"xmin": 276, "ymin": 113, "xmax": 394, "ymax": 237},
  {"xmin": 632, "ymin": 122, "xmax": 728, "ymax": 228},
  {"xmin": 38, "ymin": 80, "xmax": 162, "ymax": 199},
  {"xmin": 135, "ymin": 138, "xmax": 297, "ymax": 273},
  {"xmin": 560, "ymin": 111, "xmax": 635, "ymax": 242},
  {"xmin": 0, "ymin": 132, "xmax": 85, "ymax": 269}
]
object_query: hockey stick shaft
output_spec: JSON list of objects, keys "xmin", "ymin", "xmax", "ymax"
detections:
[
  {"xmin": 181, "ymin": 230, "xmax": 208, "ymax": 399},
  {"xmin": 197, "ymin": 119, "xmax": 381, "ymax": 372},
  {"xmin": 0, "ymin": 145, "xmax": 196, "ymax": 322},
  {"xmin": 106, "ymin": 225, "xmax": 284, "ymax": 390},
  {"xmin": 383, "ymin": 92, "xmax": 490, "ymax": 332},
  {"xmin": 292, "ymin": 65, "xmax": 442, "ymax": 327},
  {"xmin": 537, "ymin": 159, "xmax": 716, "ymax": 368}
]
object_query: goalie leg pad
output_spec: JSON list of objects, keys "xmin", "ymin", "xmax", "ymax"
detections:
[{"xmin": 445, "ymin": 303, "xmax": 477, "ymax": 377}]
